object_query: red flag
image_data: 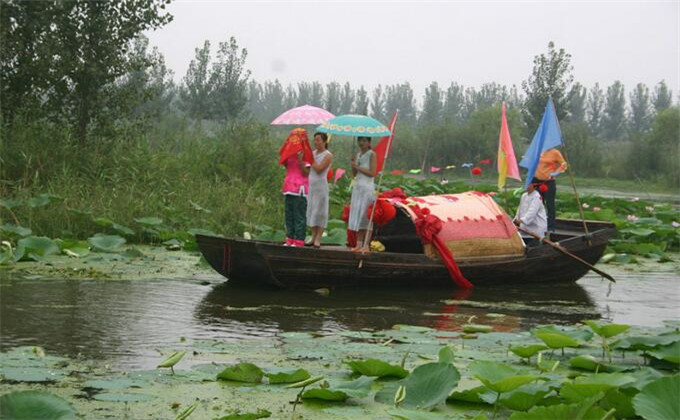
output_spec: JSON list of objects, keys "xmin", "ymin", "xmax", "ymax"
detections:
[{"xmin": 374, "ymin": 111, "xmax": 399, "ymax": 173}]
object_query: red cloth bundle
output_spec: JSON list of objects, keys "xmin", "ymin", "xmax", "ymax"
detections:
[{"xmin": 367, "ymin": 199, "xmax": 397, "ymax": 226}]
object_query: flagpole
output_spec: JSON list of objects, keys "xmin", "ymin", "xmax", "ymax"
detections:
[{"xmin": 360, "ymin": 110, "xmax": 399, "ymax": 257}]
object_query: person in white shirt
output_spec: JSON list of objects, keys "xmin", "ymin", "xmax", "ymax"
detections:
[{"xmin": 513, "ymin": 182, "xmax": 548, "ymax": 243}]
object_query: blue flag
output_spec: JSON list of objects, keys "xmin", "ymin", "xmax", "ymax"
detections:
[{"xmin": 519, "ymin": 98, "xmax": 563, "ymax": 189}]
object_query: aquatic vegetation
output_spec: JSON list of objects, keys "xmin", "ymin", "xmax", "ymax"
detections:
[
  {"xmin": 216, "ymin": 363, "xmax": 264, "ymax": 383},
  {"xmin": 632, "ymin": 375, "xmax": 680, "ymax": 420},
  {"xmin": 345, "ymin": 358, "xmax": 409, "ymax": 378},
  {"xmin": 157, "ymin": 351, "xmax": 187, "ymax": 374},
  {"xmin": 583, "ymin": 321, "xmax": 631, "ymax": 362},
  {"xmin": 0, "ymin": 390, "xmax": 76, "ymax": 419}
]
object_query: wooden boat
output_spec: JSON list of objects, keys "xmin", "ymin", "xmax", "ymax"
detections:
[{"xmin": 196, "ymin": 217, "xmax": 616, "ymax": 289}]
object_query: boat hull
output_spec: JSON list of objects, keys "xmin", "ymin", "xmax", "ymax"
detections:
[{"xmin": 196, "ymin": 219, "xmax": 616, "ymax": 289}]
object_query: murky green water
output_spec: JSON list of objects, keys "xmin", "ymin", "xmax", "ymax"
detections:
[{"xmin": 1, "ymin": 268, "xmax": 678, "ymax": 370}]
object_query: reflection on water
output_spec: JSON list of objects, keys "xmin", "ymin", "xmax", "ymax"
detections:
[{"xmin": 0, "ymin": 268, "xmax": 677, "ymax": 369}]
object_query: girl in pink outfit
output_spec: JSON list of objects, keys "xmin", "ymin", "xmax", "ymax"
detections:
[{"xmin": 278, "ymin": 128, "xmax": 313, "ymax": 247}]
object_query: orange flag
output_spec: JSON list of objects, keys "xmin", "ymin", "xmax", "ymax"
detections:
[
  {"xmin": 374, "ymin": 111, "xmax": 399, "ymax": 173},
  {"xmin": 497, "ymin": 103, "xmax": 521, "ymax": 188}
]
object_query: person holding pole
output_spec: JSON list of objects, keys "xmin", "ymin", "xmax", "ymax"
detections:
[
  {"xmin": 303, "ymin": 132, "xmax": 333, "ymax": 248},
  {"xmin": 348, "ymin": 136, "xmax": 377, "ymax": 251},
  {"xmin": 531, "ymin": 147, "xmax": 567, "ymax": 234},
  {"xmin": 513, "ymin": 182, "xmax": 548, "ymax": 245}
]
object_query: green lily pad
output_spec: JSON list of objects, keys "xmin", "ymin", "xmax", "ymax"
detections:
[
  {"xmin": 345, "ymin": 358, "xmax": 409, "ymax": 379},
  {"xmin": 510, "ymin": 344, "xmax": 549, "ymax": 359},
  {"xmin": 499, "ymin": 383, "xmax": 552, "ymax": 411},
  {"xmin": 399, "ymin": 362, "xmax": 460, "ymax": 410},
  {"xmin": 561, "ymin": 373, "xmax": 636, "ymax": 402},
  {"xmin": 92, "ymin": 393, "xmax": 155, "ymax": 403},
  {"xmin": 0, "ymin": 224, "xmax": 32, "ymax": 237},
  {"xmin": 87, "ymin": 234, "xmax": 126, "ymax": 252},
  {"xmin": 263, "ymin": 368, "xmax": 310, "ymax": 384},
  {"xmin": 447, "ymin": 385, "xmax": 496, "ymax": 404},
  {"xmin": 600, "ymin": 388, "xmax": 636, "ymax": 419},
  {"xmin": 534, "ymin": 332, "xmax": 580, "ymax": 350},
  {"xmin": 469, "ymin": 360, "xmax": 539, "ymax": 394},
  {"xmin": 0, "ymin": 391, "xmax": 76, "ymax": 419},
  {"xmin": 57, "ymin": 239, "xmax": 90, "ymax": 258},
  {"xmin": 15, "ymin": 236, "xmax": 60, "ymax": 262},
  {"xmin": 218, "ymin": 409, "xmax": 271, "ymax": 419},
  {"xmin": 386, "ymin": 408, "xmax": 456, "ymax": 419},
  {"xmin": 438, "ymin": 346, "xmax": 455, "ymax": 364},
  {"xmin": 648, "ymin": 341, "xmax": 680, "ymax": 364},
  {"xmin": 216, "ymin": 363, "xmax": 263, "ymax": 383},
  {"xmin": 569, "ymin": 355, "xmax": 606, "ymax": 372},
  {"xmin": 0, "ymin": 367, "xmax": 63, "ymax": 383},
  {"xmin": 28, "ymin": 193, "xmax": 63, "ymax": 208},
  {"xmin": 463, "ymin": 324, "xmax": 493, "ymax": 333},
  {"xmin": 583, "ymin": 321, "xmax": 630, "ymax": 339},
  {"xmin": 112, "ymin": 223, "xmax": 135, "ymax": 236},
  {"xmin": 633, "ymin": 375, "xmax": 680, "ymax": 420},
  {"xmin": 93, "ymin": 217, "xmax": 114, "ymax": 227},
  {"xmin": 613, "ymin": 333, "xmax": 680, "ymax": 352},
  {"xmin": 508, "ymin": 394, "xmax": 607, "ymax": 420},
  {"xmin": 83, "ymin": 378, "xmax": 150, "ymax": 390},
  {"xmin": 302, "ymin": 376, "xmax": 375, "ymax": 401}
]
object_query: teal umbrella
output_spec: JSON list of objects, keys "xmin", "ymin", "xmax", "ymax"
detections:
[{"xmin": 316, "ymin": 114, "xmax": 391, "ymax": 137}]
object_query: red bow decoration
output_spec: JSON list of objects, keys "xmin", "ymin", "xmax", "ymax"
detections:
[
  {"xmin": 367, "ymin": 199, "xmax": 397, "ymax": 226},
  {"xmin": 538, "ymin": 183, "xmax": 549, "ymax": 193},
  {"xmin": 411, "ymin": 205, "xmax": 473, "ymax": 289},
  {"xmin": 471, "ymin": 167, "xmax": 482, "ymax": 175}
]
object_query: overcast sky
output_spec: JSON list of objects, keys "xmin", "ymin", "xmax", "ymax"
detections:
[{"xmin": 146, "ymin": 1, "xmax": 679, "ymax": 97}]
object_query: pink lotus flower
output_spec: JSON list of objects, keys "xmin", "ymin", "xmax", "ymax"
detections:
[
  {"xmin": 672, "ymin": 221, "xmax": 680, "ymax": 228},
  {"xmin": 627, "ymin": 215, "xmax": 639, "ymax": 222},
  {"xmin": 593, "ymin": 207, "xmax": 601, "ymax": 212},
  {"xmin": 582, "ymin": 203, "xmax": 590, "ymax": 209}
]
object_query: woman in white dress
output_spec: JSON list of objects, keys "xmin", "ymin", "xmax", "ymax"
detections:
[
  {"xmin": 304, "ymin": 132, "xmax": 333, "ymax": 248},
  {"xmin": 348, "ymin": 136, "xmax": 377, "ymax": 250}
]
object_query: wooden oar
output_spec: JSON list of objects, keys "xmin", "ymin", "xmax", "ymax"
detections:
[{"xmin": 518, "ymin": 227, "xmax": 615, "ymax": 283}]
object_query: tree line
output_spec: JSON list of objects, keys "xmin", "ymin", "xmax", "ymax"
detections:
[{"xmin": 2, "ymin": 1, "xmax": 678, "ymax": 187}]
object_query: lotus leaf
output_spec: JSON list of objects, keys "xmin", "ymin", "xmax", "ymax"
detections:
[
  {"xmin": 112, "ymin": 223, "xmax": 135, "ymax": 236},
  {"xmin": 509, "ymin": 344, "xmax": 548, "ymax": 359},
  {"xmin": 534, "ymin": 332, "xmax": 580, "ymax": 350},
  {"xmin": 648, "ymin": 341, "xmax": 680, "ymax": 364},
  {"xmin": 175, "ymin": 400, "xmax": 200, "ymax": 420},
  {"xmin": 28, "ymin": 193, "xmax": 63, "ymax": 208},
  {"xmin": 569, "ymin": 355, "xmax": 605, "ymax": 372},
  {"xmin": 600, "ymin": 388, "xmax": 636, "ymax": 419},
  {"xmin": 216, "ymin": 362, "xmax": 263, "ymax": 383},
  {"xmin": 438, "ymin": 346, "xmax": 455, "ymax": 364},
  {"xmin": 533, "ymin": 325, "xmax": 593, "ymax": 342},
  {"xmin": 632, "ymin": 375, "xmax": 680, "ymax": 420},
  {"xmin": 0, "ymin": 198, "xmax": 22, "ymax": 209},
  {"xmin": 561, "ymin": 373, "xmax": 636, "ymax": 402},
  {"xmin": 508, "ymin": 395, "xmax": 607, "ymax": 420},
  {"xmin": 83, "ymin": 378, "xmax": 150, "ymax": 390},
  {"xmin": 498, "ymin": 383, "xmax": 552, "ymax": 411},
  {"xmin": 134, "ymin": 217, "xmax": 164, "ymax": 226},
  {"xmin": 92, "ymin": 393, "xmax": 155, "ymax": 402},
  {"xmin": 284, "ymin": 375, "xmax": 323, "ymax": 388},
  {"xmin": 400, "ymin": 362, "xmax": 460, "ymax": 410},
  {"xmin": 386, "ymin": 408, "xmax": 456, "ymax": 419},
  {"xmin": 0, "ymin": 391, "xmax": 76, "ymax": 419},
  {"xmin": 301, "ymin": 376, "xmax": 374, "ymax": 401},
  {"xmin": 218, "ymin": 409, "xmax": 271, "ymax": 419},
  {"xmin": 613, "ymin": 333, "xmax": 680, "ymax": 351},
  {"xmin": 621, "ymin": 228, "xmax": 656, "ymax": 237},
  {"xmin": 57, "ymin": 239, "xmax": 90, "ymax": 258},
  {"xmin": 157, "ymin": 350, "xmax": 186, "ymax": 369},
  {"xmin": 263, "ymin": 368, "xmax": 310, "ymax": 384},
  {"xmin": 469, "ymin": 361, "xmax": 539, "ymax": 394},
  {"xmin": 447, "ymin": 385, "xmax": 496, "ymax": 404},
  {"xmin": 87, "ymin": 234, "xmax": 126, "ymax": 252},
  {"xmin": 583, "ymin": 321, "xmax": 631, "ymax": 339},
  {"xmin": 93, "ymin": 217, "xmax": 114, "ymax": 227},
  {"xmin": 345, "ymin": 358, "xmax": 409, "ymax": 378},
  {"xmin": 0, "ymin": 367, "xmax": 63, "ymax": 383},
  {"xmin": 0, "ymin": 224, "xmax": 32, "ymax": 237},
  {"xmin": 463, "ymin": 324, "xmax": 493, "ymax": 333},
  {"xmin": 15, "ymin": 236, "xmax": 60, "ymax": 262},
  {"xmin": 321, "ymin": 227, "xmax": 346, "ymax": 245}
]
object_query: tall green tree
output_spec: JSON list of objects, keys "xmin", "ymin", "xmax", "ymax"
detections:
[
  {"xmin": 310, "ymin": 82, "xmax": 324, "ymax": 107},
  {"xmin": 602, "ymin": 81, "xmax": 626, "ymax": 140},
  {"xmin": 247, "ymin": 81, "xmax": 264, "ymax": 119},
  {"xmin": 324, "ymin": 82, "xmax": 341, "ymax": 114},
  {"xmin": 354, "ymin": 86, "xmax": 369, "ymax": 115},
  {"xmin": 587, "ymin": 83, "xmax": 605, "ymax": 136},
  {"xmin": 385, "ymin": 82, "xmax": 416, "ymax": 125},
  {"xmin": 522, "ymin": 41, "xmax": 574, "ymax": 132},
  {"xmin": 283, "ymin": 85, "xmax": 297, "ymax": 110},
  {"xmin": 1, "ymin": 0, "xmax": 173, "ymax": 141},
  {"xmin": 208, "ymin": 37, "xmax": 250, "ymax": 122},
  {"xmin": 339, "ymin": 82, "xmax": 355, "ymax": 114},
  {"xmin": 444, "ymin": 82, "xmax": 465, "ymax": 123},
  {"xmin": 262, "ymin": 80, "xmax": 284, "ymax": 122},
  {"xmin": 296, "ymin": 82, "xmax": 312, "ymax": 106},
  {"xmin": 370, "ymin": 85, "xmax": 386, "ymax": 122},
  {"xmin": 629, "ymin": 83, "xmax": 653, "ymax": 134},
  {"xmin": 652, "ymin": 80, "xmax": 673, "ymax": 112},
  {"xmin": 568, "ymin": 82, "xmax": 587, "ymax": 123},
  {"xmin": 181, "ymin": 40, "xmax": 212, "ymax": 119},
  {"xmin": 420, "ymin": 81, "xmax": 443, "ymax": 125}
]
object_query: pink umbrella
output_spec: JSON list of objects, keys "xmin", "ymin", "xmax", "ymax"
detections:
[{"xmin": 271, "ymin": 105, "xmax": 335, "ymax": 125}]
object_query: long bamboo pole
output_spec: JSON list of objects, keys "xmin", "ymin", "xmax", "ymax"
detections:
[{"xmin": 559, "ymin": 140, "xmax": 591, "ymax": 245}]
